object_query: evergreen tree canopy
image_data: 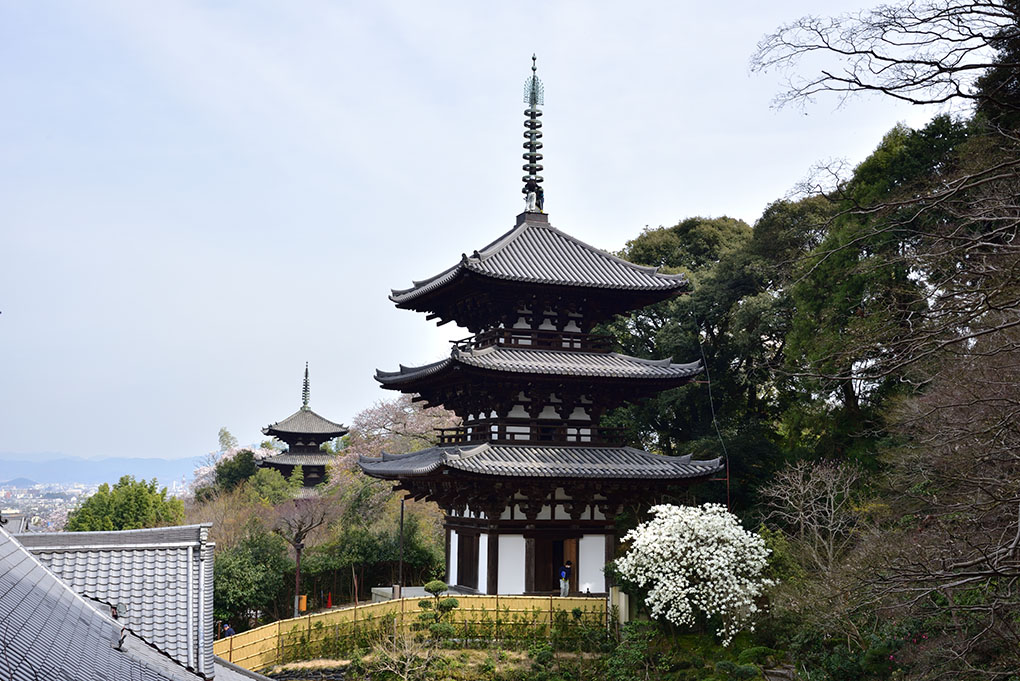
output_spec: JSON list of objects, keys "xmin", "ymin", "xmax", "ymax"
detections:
[{"xmin": 65, "ymin": 475, "xmax": 184, "ymax": 531}]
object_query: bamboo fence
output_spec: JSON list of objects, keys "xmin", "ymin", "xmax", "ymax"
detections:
[{"xmin": 214, "ymin": 594, "xmax": 607, "ymax": 671}]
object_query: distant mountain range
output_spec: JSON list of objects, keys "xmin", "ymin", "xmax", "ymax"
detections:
[
  {"xmin": 0, "ymin": 456, "xmax": 200, "ymax": 488},
  {"xmin": 0, "ymin": 477, "xmax": 37, "ymax": 488}
]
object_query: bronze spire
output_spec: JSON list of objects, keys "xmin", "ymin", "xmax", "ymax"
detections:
[
  {"xmin": 301, "ymin": 362, "xmax": 310, "ymax": 410},
  {"xmin": 522, "ymin": 54, "xmax": 545, "ymax": 211}
]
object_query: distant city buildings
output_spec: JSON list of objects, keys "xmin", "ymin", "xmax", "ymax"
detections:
[{"xmin": 1, "ymin": 477, "xmax": 190, "ymax": 531}]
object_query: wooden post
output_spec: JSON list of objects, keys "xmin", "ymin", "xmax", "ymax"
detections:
[
  {"xmin": 228, "ymin": 633, "xmax": 233, "ymax": 663},
  {"xmin": 487, "ymin": 529, "xmax": 499, "ymax": 595},
  {"xmin": 524, "ymin": 536, "xmax": 536, "ymax": 593}
]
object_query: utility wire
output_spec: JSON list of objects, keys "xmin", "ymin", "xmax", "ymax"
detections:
[{"xmin": 696, "ymin": 325, "xmax": 731, "ymax": 510}]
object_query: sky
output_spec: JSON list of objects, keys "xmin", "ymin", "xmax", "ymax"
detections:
[{"xmin": 0, "ymin": 1, "xmax": 942, "ymax": 462}]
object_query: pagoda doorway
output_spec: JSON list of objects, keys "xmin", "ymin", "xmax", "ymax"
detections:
[{"xmin": 532, "ymin": 537, "xmax": 578, "ymax": 594}]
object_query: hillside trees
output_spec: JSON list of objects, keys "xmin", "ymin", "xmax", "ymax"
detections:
[
  {"xmin": 213, "ymin": 522, "xmax": 291, "ymax": 625},
  {"xmin": 189, "ymin": 396, "xmax": 451, "ymax": 624},
  {"xmin": 601, "ymin": 209, "xmax": 834, "ymax": 508},
  {"xmin": 65, "ymin": 475, "xmax": 184, "ymax": 531},
  {"xmin": 748, "ymin": 1, "xmax": 1020, "ymax": 676}
]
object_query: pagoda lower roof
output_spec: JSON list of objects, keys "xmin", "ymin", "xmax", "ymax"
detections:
[
  {"xmin": 261, "ymin": 452, "xmax": 335, "ymax": 467},
  {"xmin": 262, "ymin": 407, "xmax": 348, "ymax": 437},
  {"xmin": 390, "ymin": 213, "xmax": 688, "ymax": 305},
  {"xmin": 376, "ymin": 345, "xmax": 702, "ymax": 386},
  {"xmin": 358, "ymin": 443, "xmax": 722, "ymax": 480}
]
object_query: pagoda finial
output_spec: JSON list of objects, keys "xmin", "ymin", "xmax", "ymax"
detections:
[
  {"xmin": 301, "ymin": 362, "xmax": 310, "ymax": 410},
  {"xmin": 522, "ymin": 54, "xmax": 545, "ymax": 212}
]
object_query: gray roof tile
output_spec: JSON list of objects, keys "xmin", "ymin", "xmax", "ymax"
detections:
[
  {"xmin": 260, "ymin": 452, "xmax": 336, "ymax": 466},
  {"xmin": 0, "ymin": 526, "xmax": 206, "ymax": 681},
  {"xmin": 376, "ymin": 345, "xmax": 702, "ymax": 385},
  {"xmin": 390, "ymin": 216, "xmax": 688, "ymax": 303},
  {"xmin": 16, "ymin": 524, "xmax": 214, "ymax": 676},
  {"xmin": 261, "ymin": 407, "xmax": 347, "ymax": 437},
  {"xmin": 360, "ymin": 444, "xmax": 722, "ymax": 480}
]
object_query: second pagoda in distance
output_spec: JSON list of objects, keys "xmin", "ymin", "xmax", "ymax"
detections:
[
  {"xmin": 360, "ymin": 57, "xmax": 722, "ymax": 595},
  {"xmin": 261, "ymin": 364, "xmax": 348, "ymax": 487}
]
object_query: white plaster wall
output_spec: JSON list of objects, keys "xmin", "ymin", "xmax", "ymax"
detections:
[
  {"xmin": 578, "ymin": 535, "xmax": 606, "ymax": 593},
  {"xmin": 448, "ymin": 531, "xmax": 459, "ymax": 586},
  {"xmin": 497, "ymin": 535, "xmax": 526, "ymax": 594},
  {"xmin": 537, "ymin": 504, "xmax": 552, "ymax": 520},
  {"xmin": 508, "ymin": 404, "xmax": 529, "ymax": 418},
  {"xmin": 477, "ymin": 533, "xmax": 488, "ymax": 592}
]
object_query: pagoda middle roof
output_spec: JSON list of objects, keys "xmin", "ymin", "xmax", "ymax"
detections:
[
  {"xmin": 262, "ymin": 407, "xmax": 348, "ymax": 437},
  {"xmin": 376, "ymin": 345, "xmax": 702, "ymax": 386},
  {"xmin": 261, "ymin": 452, "xmax": 336, "ymax": 466},
  {"xmin": 390, "ymin": 214, "xmax": 688, "ymax": 305},
  {"xmin": 359, "ymin": 443, "xmax": 722, "ymax": 480}
]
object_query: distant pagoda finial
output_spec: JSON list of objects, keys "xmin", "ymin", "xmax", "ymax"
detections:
[
  {"xmin": 301, "ymin": 362, "xmax": 310, "ymax": 410},
  {"xmin": 522, "ymin": 54, "xmax": 545, "ymax": 212}
]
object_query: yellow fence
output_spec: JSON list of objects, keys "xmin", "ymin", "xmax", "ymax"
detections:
[{"xmin": 214, "ymin": 595, "xmax": 607, "ymax": 671}]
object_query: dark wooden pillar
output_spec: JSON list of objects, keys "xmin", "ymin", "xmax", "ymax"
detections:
[
  {"xmin": 604, "ymin": 527, "xmax": 616, "ymax": 588},
  {"xmin": 487, "ymin": 528, "xmax": 499, "ymax": 594},
  {"xmin": 524, "ymin": 534, "xmax": 536, "ymax": 593}
]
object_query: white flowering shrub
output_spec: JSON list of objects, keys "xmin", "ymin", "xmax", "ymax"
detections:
[{"xmin": 615, "ymin": 503, "xmax": 772, "ymax": 646}]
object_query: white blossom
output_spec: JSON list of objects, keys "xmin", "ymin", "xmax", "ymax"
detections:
[{"xmin": 615, "ymin": 503, "xmax": 773, "ymax": 646}]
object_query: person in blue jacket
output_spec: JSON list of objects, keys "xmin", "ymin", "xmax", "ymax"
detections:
[{"xmin": 559, "ymin": 560, "xmax": 572, "ymax": 597}]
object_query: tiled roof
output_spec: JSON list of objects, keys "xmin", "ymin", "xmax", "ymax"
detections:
[
  {"xmin": 262, "ymin": 407, "xmax": 347, "ymax": 437},
  {"xmin": 390, "ymin": 214, "xmax": 688, "ymax": 304},
  {"xmin": 359, "ymin": 444, "xmax": 723, "ymax": 480},
  {"xmin": 17, "ymin": 524, "xmax": 214, "ymax": 676},
  {"xmin": 376, "ymin": 346, "xmax": 702, "ymax": 385},
  {"xmin": 261, "ymin": 452, "xmax": 335, "ymax": 466},
  {"xmin": 0, "ymin": 526, "xmax": 205, "ymax": 681}
]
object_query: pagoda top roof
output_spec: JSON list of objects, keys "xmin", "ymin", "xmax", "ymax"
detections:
[
  {"xmin": 262, "ymin": 407, "xmax": 348, "ymax": 438},
  {"xmin": 263, "ymin": 364, "xmax": 348, "ymax": 438},
  {"xmin": 376, "ymin": 345, "xmax": 702, "ymax": 386},
  {"xmin": 390, "ymin": 212, "xmax": 688, "ymax": 305},
  {"xmin": 359, "ymin": 443, "xmax": 722, "ymax": 480}
]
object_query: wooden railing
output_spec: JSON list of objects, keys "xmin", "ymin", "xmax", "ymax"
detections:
[
  {"xmin": 452, "ymin": 329, "xmax": 612, "ymax": 353},
  {"xmin": 213, "ymin": 594, "xmax": 607, "ymax": 671},
  {"xmin": 435, "ymin": 421, "xmax": 626, "ymax": 446}
]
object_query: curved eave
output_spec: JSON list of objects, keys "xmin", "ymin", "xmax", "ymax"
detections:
[
  {"xmin": 260, "ymin": 407, "xmax": 348, "ymax": 438},
  {"xmin": 263, "ymin": 425, "xmax": 348, "ymax": 438},
  {"xmin": 375, "ymin": 357, "xmax": 454, "ymax": 386},
  {"xmin": 359, "ymin": 444, "xmax": 723, "ymax": 481},
  {"xmin": 375, "ymin": 348, "xmax": 702, "ymax": 389},
  {"xmin": 388, "ymin": 219, "xmax": 690, "ymax": 309},
  {"xmin": 392, "ymin": 263, "xmax": 688, "ymax": 309}
]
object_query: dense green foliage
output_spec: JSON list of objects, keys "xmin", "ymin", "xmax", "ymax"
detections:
[
  {"xmin": 213, "ymin": 522, "xmax": 292, "ymax": 625},
  {"xmin": 214, "ymin": 448, "xmax": 258, "ymax": 492},
  {"xmin": 65, "ymin": 475, "xmax": 183, "ymax": 531}
]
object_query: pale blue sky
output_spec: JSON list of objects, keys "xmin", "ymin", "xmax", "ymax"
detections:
[{"xmin": 1, "ymin": 1, "xmax": 940, "ymax": 461}]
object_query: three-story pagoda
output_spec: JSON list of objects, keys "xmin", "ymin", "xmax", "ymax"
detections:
[
  {"xmin": 360, "ymin": 58, "xmax": 722, "ymax": 595},
  {"xmin": 261, "ymin": 364, "xmax": 348, "ymax": 487}
]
